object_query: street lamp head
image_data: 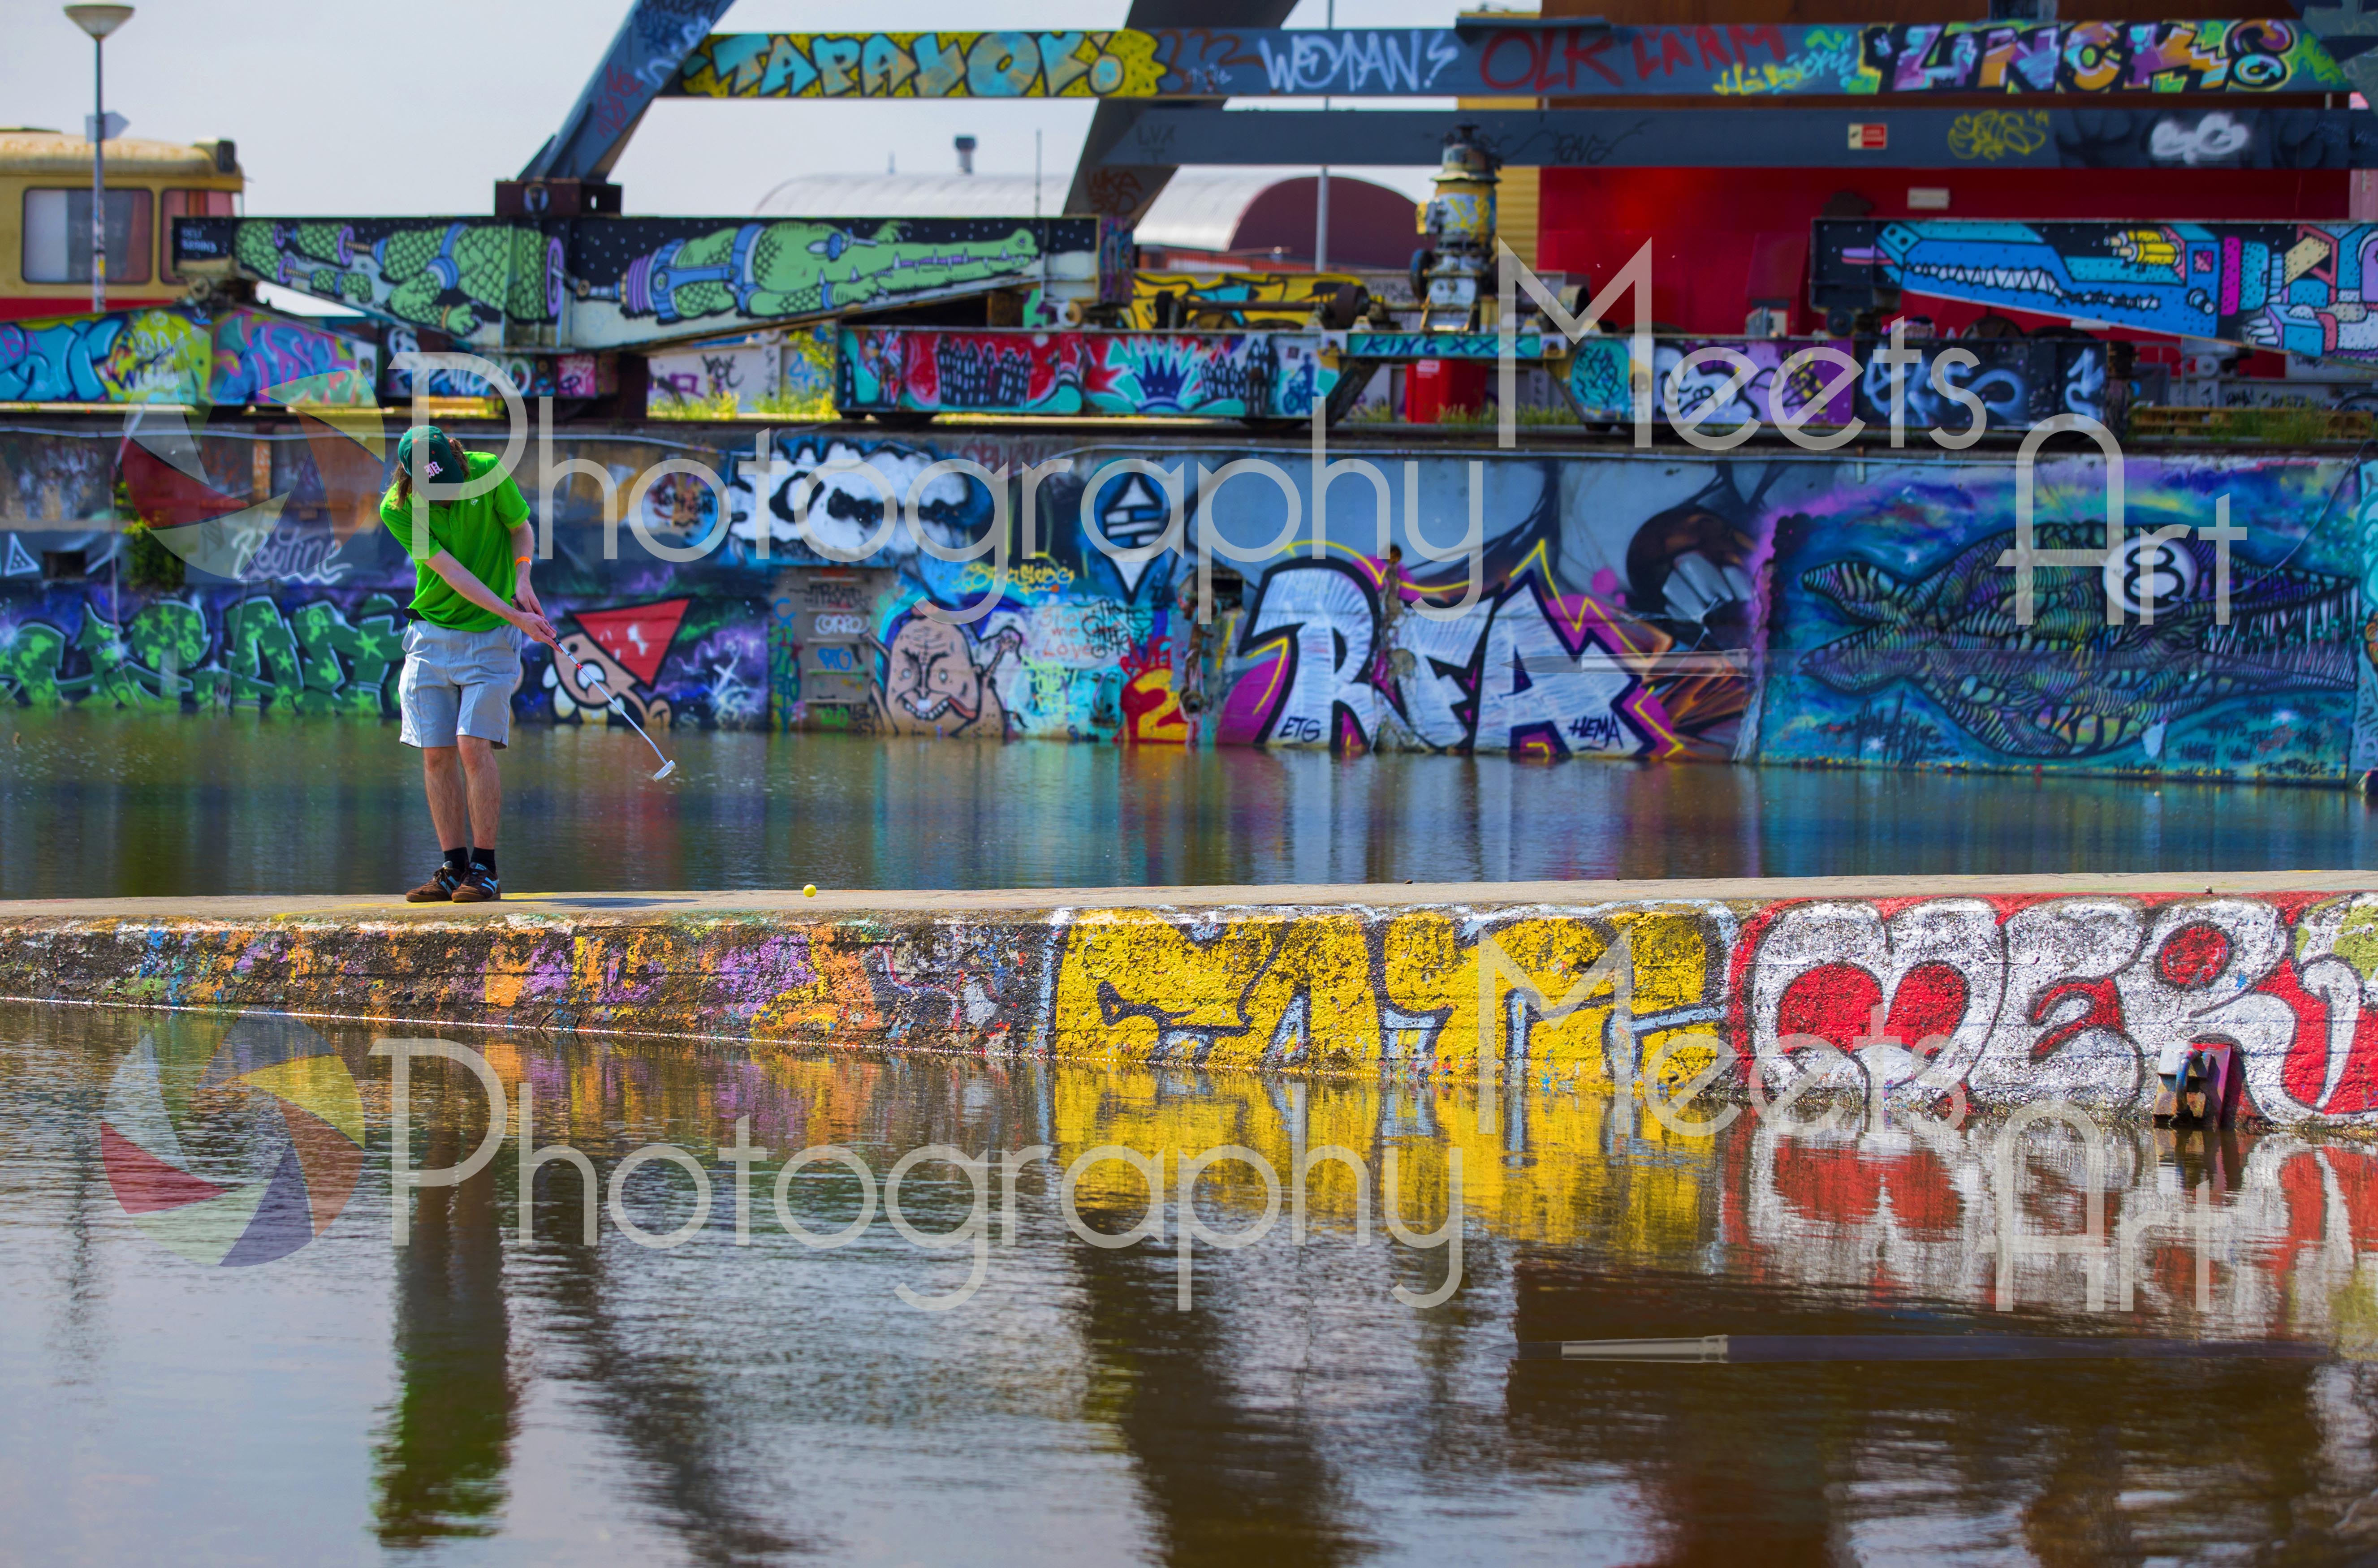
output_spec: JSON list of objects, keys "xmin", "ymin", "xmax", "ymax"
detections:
[{"xmin": 64, "ymin": 4, "xmax": 134, "ymax": 40}]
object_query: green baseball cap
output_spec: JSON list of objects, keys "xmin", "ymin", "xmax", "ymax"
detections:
[{"xmin": 396, "ymin": 425, "xmax": 466, "ymax": 489}]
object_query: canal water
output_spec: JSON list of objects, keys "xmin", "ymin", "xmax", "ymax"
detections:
[
  {"xmin": 5, "ymin": 1000, "xmax": 2378, "ymax": 1564},
  {"xmin": 3, "ymin": 711, "xmax": 2375, "ymax": 897}
]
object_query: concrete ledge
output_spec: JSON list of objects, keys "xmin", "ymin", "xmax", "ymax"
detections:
[{"xmin": 8, "ymin": 875, "xmax": 2378, "ymax": 1129}]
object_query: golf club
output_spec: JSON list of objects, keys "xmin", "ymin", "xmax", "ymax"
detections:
[{"xmin": 550, "ymin": 642, "xmax": 676, "ymax": 780}]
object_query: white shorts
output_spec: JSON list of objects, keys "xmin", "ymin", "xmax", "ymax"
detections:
[{"xmin": 398, "ymin": 621, "xmax": 522, "ymax": 749}]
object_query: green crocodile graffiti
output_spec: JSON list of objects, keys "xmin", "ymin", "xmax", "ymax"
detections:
[
  {"xmin": 588, "ymin": 221, "xmax": 1048, "ymax": 324},
  {"xmin": 203, "ymin": 217, "xmax": 1068, "ymax": 344},
  {"xmin": 233, "ymin": 220, "xmax": 564, "ymax": 339}
]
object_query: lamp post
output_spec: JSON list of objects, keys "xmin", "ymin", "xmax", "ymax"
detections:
[
  {"xmin": 1315, "ymin": 0, "xmax": 1334, "ymax": 274},
  {"xmin": 65, "ymin": 4, "xmax": 134, "ymax": 314}
]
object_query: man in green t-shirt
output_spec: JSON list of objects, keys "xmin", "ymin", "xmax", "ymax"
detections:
[{"xmin": 379, "ymin": 425, "xmax": 559, "ymax": 903}]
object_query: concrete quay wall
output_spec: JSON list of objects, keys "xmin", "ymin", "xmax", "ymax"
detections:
[{"xmin": 10, "ymin": 875, "xmax": 2378, "ymax": 1129}]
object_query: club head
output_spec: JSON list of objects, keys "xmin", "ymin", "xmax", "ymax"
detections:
[{"xmin": 652, "ymin": 760, "xmax": 677, "ymax": 780}]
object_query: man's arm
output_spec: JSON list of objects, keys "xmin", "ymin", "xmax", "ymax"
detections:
[
  {"xmin": 508, "ymin": 520, "xmax": 545, "ymax": 620},
  {"xmin": 426, "ymin": 549, "xmax": 558, "ymax": 646}
]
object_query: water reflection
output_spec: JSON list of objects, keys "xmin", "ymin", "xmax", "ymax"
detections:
[
  {"xmin": 513, "ymin": 1205, "xmax": 808, "ymax": 1564},
  {"xmin": 3, "ymin": 712, "xmax": 2374, "ymax": 896},
  {"xmin": 9, "ymin": 1003, "xmax": 2378, "ymax": 1562},
  {"xmin": 1068, "ymin": 1227, "xmax": 1368, "ymax": 1567},
  {"xmin": 374, "ymin": 1103, "xmax": 514, "ymax": 1544}
]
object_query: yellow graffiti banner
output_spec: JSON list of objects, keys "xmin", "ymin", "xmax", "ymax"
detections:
[{"xmin": 675, "ymin": 31, "xmax": 1166, "ymax": 100}]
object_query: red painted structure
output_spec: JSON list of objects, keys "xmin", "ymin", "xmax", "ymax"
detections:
[
  {"xmin": 1526, "ymin": 0, "xmax": 2363, "ymax": 374},
  {"xmin": 1536, "ymin": 167, "xmax": 2351, "ymax": 336}
]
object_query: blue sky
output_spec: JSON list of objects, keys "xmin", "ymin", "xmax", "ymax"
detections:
[{"xmin": 0, "ymin": 0, "xmax": 1456, "ymax": 215}]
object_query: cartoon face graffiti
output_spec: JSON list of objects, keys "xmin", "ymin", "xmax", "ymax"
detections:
[
  {"xmin": 877, "ymin": 615, "xmax": 1021, "ymax": 737},
  {"xmin": 544, "ymin": 631, "xmax": 672, "ymax": 732}
]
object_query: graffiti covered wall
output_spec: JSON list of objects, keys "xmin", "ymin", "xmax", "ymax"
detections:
[
  {"xmin": 0, "ymin": 306, "xmax": 374, "ymax": 407},
  {"xmin": 0, "ymin": 582, "xmax": 768, "ymax": 732},
  {"xmin": 0, "ymin": 425, "xmax": 775, "ymax": 732},
  {"xmin": 1565, "ymin": 335, "xmax": 2116, "ymax": 434},
  {"xmin": 5, "ymin": 422, "xmax": 2375, "ymax": 783},
  {"xmin": 383, "ymin": 329, "xmax": 611, "ymax": 404},
  {"xmin": 1759, "ymin": 456, "xmax": 2361, "ymax": 779},
  {"xmin": 838, "ymin": 327, "xmax": 1331, "ymax": 420},
  {"xmin": 647, "ymin": 328, "xmax": 836, "ymax": 420}
]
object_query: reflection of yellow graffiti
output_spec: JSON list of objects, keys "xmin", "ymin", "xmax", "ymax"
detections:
[
  {"xmin": 1045, "ymin": 906, "xmax": 1725, "ymax": 1080},
  {"xmin": 1947, "ymin": 109, "xmax": 2050, "ymax": 162},
  {"xmin": 521, "ymin": 1050, "xmax": 1718, "ymax": 1255},
  {"xmin": 1046, "ymin": 1063, "xmax": 1715, "ymax": 1253}
]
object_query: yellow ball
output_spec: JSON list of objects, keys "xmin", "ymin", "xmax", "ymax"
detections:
[{"xmin": 802, "ymin": 884, "xmax": 818, "ymax": 898}]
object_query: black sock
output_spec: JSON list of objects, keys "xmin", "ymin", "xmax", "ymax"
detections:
[
  {"xmin": 443, "ymin": 846, "xmax": 470, "ymax": 873},
  {"xmin": 469, "ymin": 848, "xmax": 497, "ymax": 877}
]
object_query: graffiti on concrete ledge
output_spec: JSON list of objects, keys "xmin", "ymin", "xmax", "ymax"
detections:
[
  {"xmin": 1731, "ymin": 892, "xmax": 2378, "ymax": 1129},
  {"xmin": 41, "ymin": 889, "xmax": 2378, "ymax": 1134}
]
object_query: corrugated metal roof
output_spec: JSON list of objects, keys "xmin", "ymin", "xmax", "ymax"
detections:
[
  {"xmin": 752, "ymin": 173, "xmax": 1070, "ymax": 220},
  {"xmin": 1135, "ymin": 171, "xmax": 1316, "ymax": 252}
]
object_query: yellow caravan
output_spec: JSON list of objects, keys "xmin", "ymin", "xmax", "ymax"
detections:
[{"xmin": 0, "ymin": 128, "xmax": 241, "ymax": 321}]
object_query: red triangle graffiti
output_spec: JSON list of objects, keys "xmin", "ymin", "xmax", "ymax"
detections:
[{"xmin": 570, "ymin": 598, "xmax": 690, "ymax": 687}]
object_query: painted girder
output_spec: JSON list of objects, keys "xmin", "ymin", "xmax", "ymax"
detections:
[
  {"xmin": 170, "ymin": 215, "xmax": 1101, "ymax": 350},
  {"xmin": 1096, "ymin": 104, "xmax": 2378, "ymax": 170},
  {"xmin": 665, "ymin": 21, "xmax": 2346, "ymax": 101},
  {"xmin": 523, "ymin": 0, "xmax": 741, "ymax": 181}
]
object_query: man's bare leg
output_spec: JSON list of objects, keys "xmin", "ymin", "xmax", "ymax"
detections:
[
  {"xmin": 457, "ymin": 736, "xmax": 501, "ymax": 851},
  {"xmin": 422, "ymin": 745, "xmax": 470, "ymax": 851}
]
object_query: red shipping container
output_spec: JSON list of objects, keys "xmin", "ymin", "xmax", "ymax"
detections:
[{"xmin": 1407, "ymin": 358, "xmax": 1487, "ymax": 423}]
